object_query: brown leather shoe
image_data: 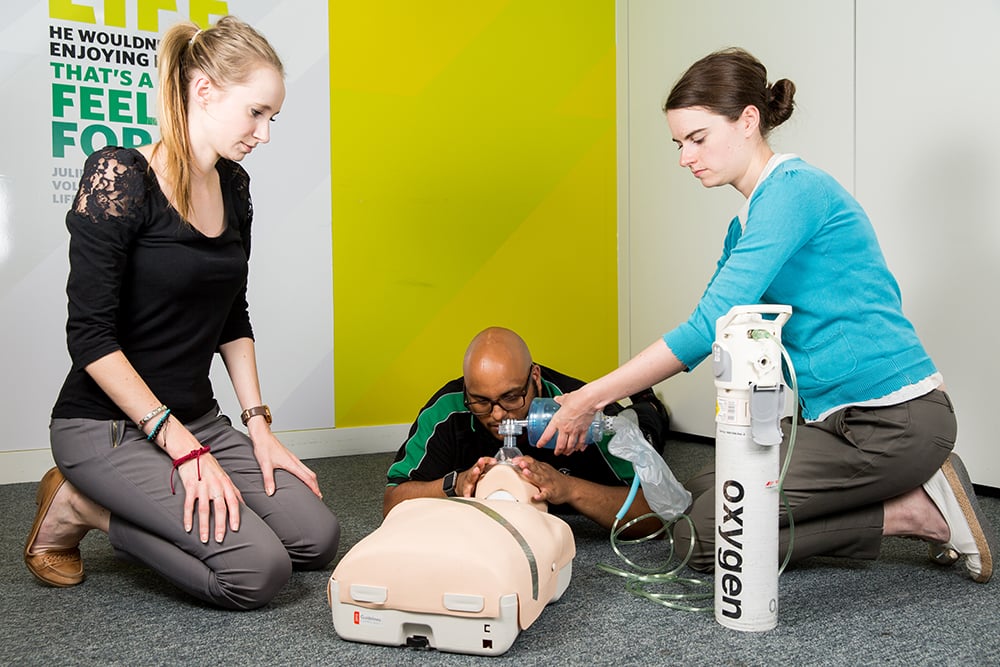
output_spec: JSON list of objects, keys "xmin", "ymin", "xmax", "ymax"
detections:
[{"xmin": 24, "ymin": 467, "xmax": 85, "ymax": 587}]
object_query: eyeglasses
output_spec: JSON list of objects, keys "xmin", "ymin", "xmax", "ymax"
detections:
[{"xmin": 464, "ymin": 365, "xmax": 536, "ymax": 416}]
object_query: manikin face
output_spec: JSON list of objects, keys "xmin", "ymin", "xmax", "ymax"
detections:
[
  {"xmin": 193, "ymin": 65, "xmax": 286, "ymax": 162},
  {"xmin": 666, "ymin": 105, "xmax": 755, "ymax": 191}
]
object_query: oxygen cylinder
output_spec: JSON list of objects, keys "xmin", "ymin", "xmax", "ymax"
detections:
[{"xmin": 712, "ymin": 304, "xmax": 791, "ymax": 632}]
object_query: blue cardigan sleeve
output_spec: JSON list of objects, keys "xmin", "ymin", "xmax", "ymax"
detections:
[{"xmin": 662, "ymin": 165, "xmax": 831, "ymax": 370}]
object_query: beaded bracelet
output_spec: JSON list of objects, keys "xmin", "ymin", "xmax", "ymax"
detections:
[
  {"xmin": 146, "ymin": 409, "xmax": 172, "ymax": 442},
  {"xmin": 137, "ymin": 404, "xmax": 168, "ymax": 429},
  {"xmin": 169, "ymin": 445, "xmax": 211, "ymax": 494}
]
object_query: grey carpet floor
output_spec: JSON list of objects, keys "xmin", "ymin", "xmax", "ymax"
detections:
[{"xmin": 2, "ymin": 438, "xmax": 998, "ymax": 666}]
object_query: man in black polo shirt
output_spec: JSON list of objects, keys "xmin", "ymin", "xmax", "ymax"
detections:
[{"xmin": 383, "ymin": 327, "xmax": 671, "ymax": 533}]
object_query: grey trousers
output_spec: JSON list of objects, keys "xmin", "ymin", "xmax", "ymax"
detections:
[
  {"xmin": 51, "ymin": 406, "xmax": 341, "ymax": 610},
  {"xmin": 674, "ymin": 389, "xmax": 957, "ymax": 571}
]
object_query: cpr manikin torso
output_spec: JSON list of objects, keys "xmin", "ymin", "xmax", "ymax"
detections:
[{"xmin": 328, "ymin": 451, "xmax": 576, "ymax": 656}]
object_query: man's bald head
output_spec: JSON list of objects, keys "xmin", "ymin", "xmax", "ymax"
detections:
[
  {"xmin": 463, "ymin": 327, "xmax": 532, "ymax": 378},
  {"xmin": 462, "ymin": 328, "xmax": 540, "ymax": 436}
]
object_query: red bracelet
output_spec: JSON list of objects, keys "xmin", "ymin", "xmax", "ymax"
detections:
[{"xmin": 169, "ymin": 445, "xmax": 211, "ymax": 495}]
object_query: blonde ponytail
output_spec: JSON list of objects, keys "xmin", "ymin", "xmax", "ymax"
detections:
[{"xmin": 151, "ymin": 16, "xmax": 283, "ymax": 222}]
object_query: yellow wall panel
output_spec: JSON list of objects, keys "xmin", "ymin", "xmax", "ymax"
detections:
[{"xmin": 331, "ymin": 1, "xmax": 617, "ymax": 426}]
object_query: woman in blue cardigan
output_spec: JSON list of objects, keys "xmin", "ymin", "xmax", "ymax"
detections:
[{"xmin": 540, "ymin": 48, "xmax": 994, "ymax": 582}]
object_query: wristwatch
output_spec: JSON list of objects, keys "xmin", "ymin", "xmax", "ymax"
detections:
[
  {"xmin": 240, "ymin": 405, "xmax": 272, "ymax": 426},
  {"xmin": 442, "ymin": 470, "xmax": 459, "ymax": 497}
]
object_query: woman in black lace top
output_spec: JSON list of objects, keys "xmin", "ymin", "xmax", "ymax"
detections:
[{"xmin": 24, "ymin": 16, "xmax": 340, "ymax": 609}]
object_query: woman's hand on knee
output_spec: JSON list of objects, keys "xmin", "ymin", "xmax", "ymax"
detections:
[
  {"xmin": 178, "ymin": 454, "xmax": 243, "ymax": 543},
  {"xmin": 250, "ymin": 430, "xmax": 323, "ymax": 499}
]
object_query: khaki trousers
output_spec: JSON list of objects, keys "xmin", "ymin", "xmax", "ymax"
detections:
[{"xmin": 675, "ymin": 389, "xmax": 956, "ymax": 571}]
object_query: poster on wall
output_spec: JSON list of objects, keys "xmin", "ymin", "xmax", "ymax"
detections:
[{"xmin": 0, "ymin": 1, "xmax": 334, "ymax": 477}]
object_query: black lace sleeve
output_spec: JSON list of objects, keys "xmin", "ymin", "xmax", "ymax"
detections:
[
  {"xmin": 221, "ymin": 158, "xmax": 253, "ymax": 258},
  {"xmin": 64, "ymin": 147, "xmax": 151, "ymax": 370},
  {"xmin": 215, "ymin": 159, "xmax": 255, "ymax": 346},
  {"xmin": 71, "ymin": 148, "xmax": 150, "ymax": 224}
]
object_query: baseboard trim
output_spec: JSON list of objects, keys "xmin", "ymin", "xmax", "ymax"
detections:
[{"xmin": 0, "ymin": 424, "xmax": 408, "ymax": 485}]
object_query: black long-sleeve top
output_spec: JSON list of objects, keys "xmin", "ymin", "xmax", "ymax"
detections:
[{"xmin": 52, "ymin": 146, "xmax": 255, "ymax": 423}]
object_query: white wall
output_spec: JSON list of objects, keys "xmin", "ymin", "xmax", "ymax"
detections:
[
  {"xmin": 619, "ymin": 0, "xmax": 1000, "ymax": 486},
  {"xmin": 855, "ymin": 0, "xmax": 1000, "ymax": 485}
]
